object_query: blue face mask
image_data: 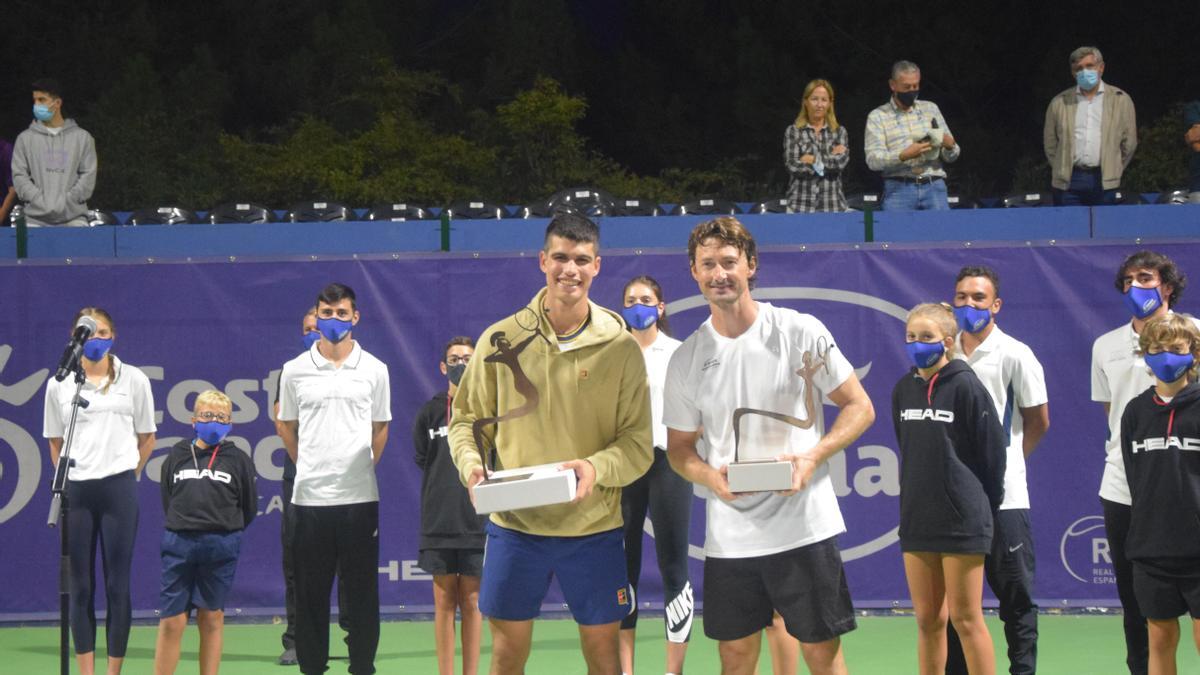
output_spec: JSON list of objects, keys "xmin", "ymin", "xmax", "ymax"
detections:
[
  {"xmin": 316, "ymin": 316, "xmax": 353, "ymax": 343},
  {"xmin": 1144, "ymin": 351, "xmax": 1193, "ymax": 384},
  {"xmin": 621, "ymin": 303, "xmax": 659, "ymax": 331},
  {"xmin": 82, "ymin": 337, "xmax": 113, "ymax": 361},
  {"xmin": 1123, "ymin": 285, "xmax": 1163, "ymax": 319},
  {"xmin": 302, "ymin": 331, "xmax": 321, "ymax": 351},
  {"xmin": 953, "ymin": 305, "xmax": 992, "ymax": 334},
  {"xmin": 906, "ymin": 340, "xmax": 945, "ymax": 369},
  {"xmin": 194, "ymin": 421, "xmax": 233, "ymax": 446},
  {"xmin": 33, "ymin": 103, "xmax": 54, "ymax": 121},
  {"xmin": 1075, "ymin": 68, "xmax": 1099, "ymax": 90}
]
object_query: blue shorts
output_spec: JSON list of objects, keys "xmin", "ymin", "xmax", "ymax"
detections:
[
  {"xmin": 479, "ymin": 522, "xmax": 631, "ymax": 625},
  {"xmin": 158, "ymin": 530, "xmax": 243, "ymax": 617}
]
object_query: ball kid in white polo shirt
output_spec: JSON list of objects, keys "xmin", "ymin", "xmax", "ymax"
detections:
[{"xmin": 278, "ymin": 282, "xmax": 391, "ymax": 675}]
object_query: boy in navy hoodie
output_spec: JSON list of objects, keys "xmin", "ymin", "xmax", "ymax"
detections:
[
  {"xmin": 1121, "ymin": 313, "xmax": 1200, "ymax": 673},
  {"xmin": 154, "ymin": 390, "xmax": 257, "ymax": 675},
  {"xmin": 892, "ymin": 303, "xmax": 1007, "ymax": 675}
]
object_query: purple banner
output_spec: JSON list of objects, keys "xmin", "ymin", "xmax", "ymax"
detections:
[{"xmin": 0, "ymin": 240, "xmax": 1180, "ymax": 618}]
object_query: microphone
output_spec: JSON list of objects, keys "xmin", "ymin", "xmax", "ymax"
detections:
[{"xmin": 54, "ymin": 316, "xmax": 98, "ymax": 382}]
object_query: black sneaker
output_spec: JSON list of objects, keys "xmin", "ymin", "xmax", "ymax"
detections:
[{"xmin": 278, "ymin": 648, "xmax": 298, "ymax": 666}]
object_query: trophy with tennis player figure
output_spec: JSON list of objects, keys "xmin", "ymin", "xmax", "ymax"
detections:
[
  {"xmin": 471, "ymin": 309, "xmax": 579, "ymax": 513},
  {"xmin": 725, "ymin": 338, "xmax": 831, "ymax": 493}
]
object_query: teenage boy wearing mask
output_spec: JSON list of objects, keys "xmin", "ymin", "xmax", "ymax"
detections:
[
  {"xmin": 1091, "ymin": 250, "xmax": 1197, "ymax": 674},
  {"xmin": 11, "ymin": 78, "xmax": 97, "ymax": 226},
  {"xmin": 413, "ymin": 336, "xmax": 486, "ymax": 675},
  {"xmin": 278, "ymin": 283, "xmax": 392, "ymax": 675}
]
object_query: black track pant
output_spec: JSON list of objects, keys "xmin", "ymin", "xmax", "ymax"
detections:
[
  {"xmin": 1102, "ymin": 498, "xmax": 1149, "ymax": 675},
  {"xmin": 67, "ymin": 470, "xmax": 138, "ymax": 657},
  {"xmin": 281, "ymin": 480, "xmax": 349, "ymax": 651},
  {"xmin": 292, "ymin": 502, "xmax": 380, "ymax": 674},
  {"xmin": 620, "ymin": 449, "xmax": 694, "ymax": 642}
]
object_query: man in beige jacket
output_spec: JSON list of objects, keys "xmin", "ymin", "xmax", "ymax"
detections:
[
  {"xmin": 1043, "ymin": 46, "xmax": 1137, "ymax": 206},
  {"xmin": 450, "ymin": 212, "xmax": 653, "ymax": 675}
]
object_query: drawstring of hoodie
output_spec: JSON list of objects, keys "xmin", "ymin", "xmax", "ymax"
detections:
[
  {"xmin": 926, "ymin": 372, "xmax": 940, "ymax": 406},
  {"xmin": 1152, "ymin": 394, "xmax": 1177, "ymax": 437}
]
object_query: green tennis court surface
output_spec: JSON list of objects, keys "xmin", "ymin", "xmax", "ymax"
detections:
[{"xmin": 2, "ymin": 614, "xmax": 1196, "ymax": 673}]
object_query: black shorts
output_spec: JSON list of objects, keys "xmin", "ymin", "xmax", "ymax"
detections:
[
  {"xmin": 1132, "ymin": 557, "xmax": 1200, "ymax": 620},
  {"xmin": 703, "ymin": 537, "xmax": 856, "ymax": 643},
  {"xmin": 418, "ymin": 548, "xmax": 484, "ymax": 577}
]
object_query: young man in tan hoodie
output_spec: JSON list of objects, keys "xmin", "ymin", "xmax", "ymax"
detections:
[{"xmin": 449, "ymin": 212, "xmax": 653, "ymax": 675}]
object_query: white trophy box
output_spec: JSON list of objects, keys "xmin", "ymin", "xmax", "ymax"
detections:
[{"xmin": 474, "ymin": 462, "xmax": 578, "ymax": 514}]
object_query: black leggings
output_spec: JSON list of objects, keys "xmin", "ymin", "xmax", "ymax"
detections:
[
  {"xmin": 67, "ymin": 470, "xmax": 139, "ymax": 656},
  {"xmin": 621, "ymin": 449, "xmax": 694, "ymax": 642}
]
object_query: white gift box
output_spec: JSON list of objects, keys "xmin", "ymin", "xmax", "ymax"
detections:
[
  {"xmin": 473, "ymin": 462, "xmax": 578, "ymax": 514},
  {"xmin": 726, "ymin": 459, "xmax": 794, "ymax": 493}
]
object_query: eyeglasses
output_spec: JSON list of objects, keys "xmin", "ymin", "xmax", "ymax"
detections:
[
  {"xmin": 196, "ymin": 411, "xmax": 232, "ymax": 424},
  {"xmin": 446, "ymin": 356, "xmax": 472, "ymax": 366}
]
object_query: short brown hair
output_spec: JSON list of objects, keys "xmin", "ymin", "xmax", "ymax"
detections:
[
  {"xmin": 442, "ymin": 336, "xmax": 474, "ymax": 362},
  {"xmin": 687, "ymin": 216, "xmax": 758, "ymax": 288}
]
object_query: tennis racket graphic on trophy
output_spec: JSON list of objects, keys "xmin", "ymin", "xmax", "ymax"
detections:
[
  {"xmin": 471, "ymin": 307, "xmax": 579, "ymax": 512},
  {"xmin": 727, "ymin": 339, "xmax": 831, "ymax": 493}
]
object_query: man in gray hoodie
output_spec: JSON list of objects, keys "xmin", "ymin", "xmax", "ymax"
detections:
[{"xmin": 11, "ymin": 79, "xmax": 97, "ymax": 226}]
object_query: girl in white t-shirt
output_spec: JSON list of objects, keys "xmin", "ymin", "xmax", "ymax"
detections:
[
  {"xmin": 618, "ymin": 275, "xmax": 691, "ymax": 675},
  {"xmin": 43, "ymin": 308, "xmax": 157, "ymax": 675}
]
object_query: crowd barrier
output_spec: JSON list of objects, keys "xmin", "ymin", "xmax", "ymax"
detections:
[
  {"xmin": 5, "ymin": 238, "xmax": 1199, "ymax": 621},
  {"xmin": 3, "ymin": 204, "xmax": 1198, "ymax": 261}
]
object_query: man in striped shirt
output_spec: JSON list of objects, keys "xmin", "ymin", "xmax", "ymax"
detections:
[{"xmin": 864, "ymin": 60, "xmax": 961, "ymax": 211}]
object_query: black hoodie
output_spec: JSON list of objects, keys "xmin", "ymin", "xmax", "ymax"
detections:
[
  {"xmin": 892, "ymin": 359, "xmax": 1007, "ymax": 554},
  {"xmin": 412, "ymin": 392, "xmax": 486, "ymax": 550},
  {"xmin": 1121, "ymin": 383, "xmax": 1200, "ymax": 560},
  {"xmin": 160, "ymin": 439, "xmax": 258, "ymax": 532}
]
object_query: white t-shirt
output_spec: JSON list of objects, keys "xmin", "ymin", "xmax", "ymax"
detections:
[
  {"xmin": 278, "ymin": 341, "xmax": 391, "ymax": 506},
  {"xmin": 1090, "ymin": 314, "xmax": 1200, "ymax": 504},
  {"xmin": 643, "ymin": 331, "xmax": 682, "ymax": 450},
  {"xmin": 663, "ymin": 302, "xmax": 853, "ymax": 558},
  {"xmin": 42, "ymin": 355, "xmax": 157, "ymax": 481},
  {"xmin": 954, "ymin": 325, "xmax": 1048, "ymax": 510}
]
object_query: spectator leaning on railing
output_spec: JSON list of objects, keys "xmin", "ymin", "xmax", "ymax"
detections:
[
  {"xmin": 1043, "ymin": 46, "xmax": 1137, "ymax": 207},
  {"xmin": 11, "ymin": 78, "xmax": 97, "ymax": 227},
  {"xmin": 865, "ymin": 60, "xmax": 960, "ymax": 211}
]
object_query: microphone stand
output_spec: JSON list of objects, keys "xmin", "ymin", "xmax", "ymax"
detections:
[{"xmin": 47, "ymin": 362, "xmax": 89, "ymax": 675}]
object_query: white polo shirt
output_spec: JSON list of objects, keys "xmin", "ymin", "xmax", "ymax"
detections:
[
  {"xmin": 279, "ymin": 341, "xmax": 391, "ymax": 506},
  {"xmin": 954, "ymin": 325, "xmax": 1048, "ymax": 510},
  {"xmin": 1091, "ymin": 314, "xmax": 1200, "ymax": 505},
  {"xmin": 663, "ymin": 302, "xmax": 852, "ymax": 559},
  {"xmin": 42, "ymin": 355, "xmax": 157, "ymax": 481},
  {"xmin": 643, "ymin": 331, "xmax": 682, "ymax": 450}
]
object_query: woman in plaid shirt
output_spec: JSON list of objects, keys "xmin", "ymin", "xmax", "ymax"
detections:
[{"xmin": 784, "ymin": 79, "xmax": 850, "ymax": 213}]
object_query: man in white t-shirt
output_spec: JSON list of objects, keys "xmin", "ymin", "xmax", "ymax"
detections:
[
  {"xmin": 946, "ymin": 265, "xmax": 1049, "ymax": 675},
  {"xmin": 1092, "ymin": 250, "xmax": 1193, "ymax": 675},
  {"xmin": 278, "ymin": 282, "xmax": 392, "ymax": 675},
  {"xmin": 663, "ymin": 216, "xmax": 875, "ymax": 675}
]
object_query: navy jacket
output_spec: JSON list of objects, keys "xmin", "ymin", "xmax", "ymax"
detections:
[
  {"xmin": 892, "ymin": 359, "xmax": 1007, "ymax": 554},
  {"xmin": 1121, "ymin": 383, "xmax": 1200, "ymax": 561}
]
